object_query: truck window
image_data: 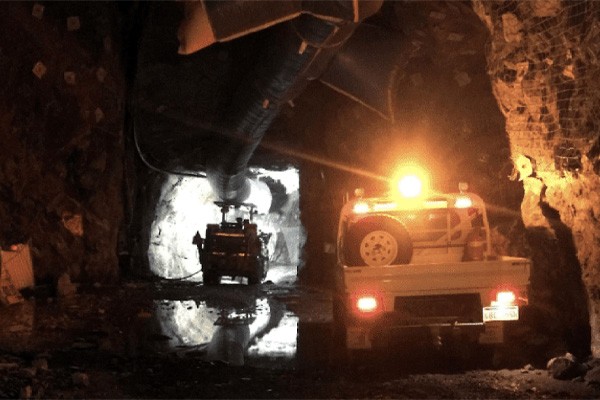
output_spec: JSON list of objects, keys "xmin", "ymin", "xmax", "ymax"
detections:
[
  {"xmin": 395, "ymin": 209, "xmax": 461, "ymax": 243},
  {"xmin": 338, "ymin": 220, "xmax": 349, "ymax": 264}
]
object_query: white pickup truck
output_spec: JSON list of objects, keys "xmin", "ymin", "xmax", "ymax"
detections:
[{"xmin": 333, "ymin": 176, "xmax": 531, "ymax": 360}]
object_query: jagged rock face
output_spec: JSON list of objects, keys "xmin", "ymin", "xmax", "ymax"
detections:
[
  {"xmin": 0, "ymin": 3, "xmax": 124, "ymax": 283},
  {"xmin": 474, "ymin": 0, "xmax": 600, "ymax": 357}
]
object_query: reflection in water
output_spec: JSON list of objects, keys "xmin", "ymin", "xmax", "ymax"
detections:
[
  {"xmin": 154, "ymin": 296, "xmax": 297, "ymax": 366},
  {"xmin": 207, "ymin": 298, "xmax": 270, "ymax": 366},
  {"xmin": 247, "ymin": 311, "xmax": 298, "ymax": 359},
  {"xmin": 156, "ymin": 300, "xmax": 218, "ymax": 347}
]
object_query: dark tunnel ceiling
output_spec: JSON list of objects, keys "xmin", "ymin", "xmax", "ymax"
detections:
[
  {"xmin": 134, "ymin": 2, "xmax": 310, "ymax": 174},
  {"xmin": 132, "ymin": 1, "xmax": 490, "ymax": 177},
  {"xmin": 133, "ymin": 1, "xmax": 397, "ymax": 174}
]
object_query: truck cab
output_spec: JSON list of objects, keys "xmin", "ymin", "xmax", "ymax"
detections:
[
  {"xmin": 339, "ymin": 190, "xmax": 489, "ymax": 267},
  {"xmin": 334, "ymin": 172, "xmax": 531, "ymax": 358}
]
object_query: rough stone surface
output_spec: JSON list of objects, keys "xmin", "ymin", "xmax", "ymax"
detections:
[
  {"xmin": 72, "ymin": 372, "xmax": 90, "ymax": 387},
  {"xmin": 547, "ymin": 353, "xmax": 586, "ymax": 380},
  {"xmin": 585, "ymin": 362, "xmax": 600, "ymax": 386},
  {"xmin": 57, "ymin": 273, "xmax": 77, "ymax": 297},
  {"xmin": 0, "ymin": 2, "xmax": 125, "ymax": 284},
  {"xmin": 474, "ymin": 0, "xmax": 600, "ymax": 358}
]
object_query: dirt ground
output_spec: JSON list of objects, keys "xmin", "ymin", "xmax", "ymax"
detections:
[{"xmin": 1, "ymin": 279, "xmax": 599, "ymax": 399}]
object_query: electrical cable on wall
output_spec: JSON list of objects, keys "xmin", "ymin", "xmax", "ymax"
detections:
[{"xmin": 131, "ymin": 100, "xmax": 208, "ymax": 179}]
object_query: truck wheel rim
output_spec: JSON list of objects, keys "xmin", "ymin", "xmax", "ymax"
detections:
[{"xmin": 359, "ymin": 230, "xmax": 398, "ymax": 266}]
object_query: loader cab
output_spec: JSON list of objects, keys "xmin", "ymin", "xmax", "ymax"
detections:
[{"xmin": 194, "ymin": 202, "xmax": 269, "ymax": 285}]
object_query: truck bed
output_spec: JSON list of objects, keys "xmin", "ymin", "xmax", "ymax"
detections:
[
  {"xmin": 342, "ymin": 256, "xmax": 530, "ymax": 311},
  {"xmin": 339, "ymin": 256, "xmax": 531, "ymax": 349}
]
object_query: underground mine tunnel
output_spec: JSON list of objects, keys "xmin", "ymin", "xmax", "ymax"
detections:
[{"xmin": 0, "ymin": 1, "xmax": 600, "ymax": 391}]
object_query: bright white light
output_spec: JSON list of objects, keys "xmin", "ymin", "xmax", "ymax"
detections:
[
  {"xmin": 148, "ymin": 176, "xmax": 221, "ymax": 281},
  {"xmin": 392, "ymin": 164, "xmax": 430, "ymax": 199},
  {"xmin": 155, "ymin": 300, "xmax": 218, "ymax": 347},
  {"xmin": 248, "ymin": 298, "xmax": 271, "ymax": 337},
  {"xmin": 398, "ymin": 174, "xmax": 423, "ymax": 198},
  {"xmin": 454, "ymin": 196, "xmax": 473, "ymax": 209},
  {"xmin": 246, "ymin": 312, "xmax": 298, "ymax": 358},
  {"xmin": 264, "ymin": 264, "xmax": 297, "ymax": 284},
  {"xmin": 252, "ymin": 167, "xmax": 300, "ymax": 193},
  {"xmin": 424, "ymin": 200, "xmax": 448, "ymax": 208},
  {"xmin": 353, "ymin": 201, "xmax": 370, "ymax": 214},
  {"xmin": 372, "ymin": 202, "xmax": 398, "ymax": 212},
  {"xmin": 356, "ymin": 296, "xmax": 379, "ymax": 313},
  {"xmin": 494, "ymin": 291, "xmax": 516, "ymax": 306},
  {"xmin": 245, "ymin": 179, "xmax": 272, "ymax": 215}
]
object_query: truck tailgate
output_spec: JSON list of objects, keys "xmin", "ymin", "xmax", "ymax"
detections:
[{"xmin": 343, "ymin": 256, "xmax": 530, "ymax": 296}]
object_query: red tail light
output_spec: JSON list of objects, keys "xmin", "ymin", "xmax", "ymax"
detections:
[
  {"xmin": 490, "ymin": 288, "xmax": 527, "ymax": 307},
  {"xmin": 357, "ymin": 296, "xmax": 378, "ymax": 312},
  {"xmin": 494, "ymin": 291, "xmax": 516, "ymax": 306},
  {"xmin": 351, "ymin": 293, "xmax": 383, "ymax": 316}
]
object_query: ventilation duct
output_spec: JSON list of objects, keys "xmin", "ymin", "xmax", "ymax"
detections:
[
  {"xmin": 319, "ymin": 23, "xmax": 409, "ymax": 122},
  {"xmin": 178, "ymin": 1, "xmax": 382, "ymax": 202}
]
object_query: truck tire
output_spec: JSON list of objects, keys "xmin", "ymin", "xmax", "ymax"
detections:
[
  {"xmin": 247, "ymin": 272, "xmax": 261, "ymax": 285},
  {"xmin": 330, "ymin": 298, "xmax": 382, "ymax": 369},
  {"xmin": 330, "ymin": 298, "xmax": 350, "ymax": 367},
  {"xmin": 247, "ymin": 258, "xmax": 264, "ymax": 284},
  {"xmin": 345, "ymin": 216, "xmax": 412, "ymax": 266}
]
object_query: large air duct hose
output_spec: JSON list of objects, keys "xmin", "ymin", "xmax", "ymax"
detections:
[{"xmin": 197, "ymin": 1, "xmax": 382, "ymax": 203}]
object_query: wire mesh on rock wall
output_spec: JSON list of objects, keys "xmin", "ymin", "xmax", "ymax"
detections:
[
  {"xmin": 479, "ymin": 0, "xmax": 600, "ymax": 176},
  {"xmin": 475, "ymin": 0, "xmax": 600, "ymax": 358}
]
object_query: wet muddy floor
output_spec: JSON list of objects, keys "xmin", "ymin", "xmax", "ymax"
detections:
[{"xmin": 1, "ymin": 266, "xmax": 599, "ymax": 398}]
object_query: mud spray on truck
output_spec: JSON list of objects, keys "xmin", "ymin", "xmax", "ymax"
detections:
[{"xmin": 333, "ymin": 165, "xmax": 533, "ymax": 363}]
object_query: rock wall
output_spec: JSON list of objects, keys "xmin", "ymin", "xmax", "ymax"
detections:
[
  {"xmin": 0, "ymin": 3, "xmax": 125, "ymax": 284},
  {"xmin": 474, "ymin": 0, "xmax": 600, "ymax": 357}
]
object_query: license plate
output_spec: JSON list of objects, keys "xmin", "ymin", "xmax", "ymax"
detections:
[{"xmin": 483, "ymin": 306, "xmax": 518, "ymax": 322}]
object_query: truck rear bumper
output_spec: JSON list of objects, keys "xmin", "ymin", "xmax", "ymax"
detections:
[{"xmin": 345, "ymin": 321, "xmax": 511, "ymax": 350}]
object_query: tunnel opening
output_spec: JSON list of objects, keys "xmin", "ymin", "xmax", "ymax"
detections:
[{"xmin": 147, "ymin": 166, "xmax": 304, "ymax": 284}]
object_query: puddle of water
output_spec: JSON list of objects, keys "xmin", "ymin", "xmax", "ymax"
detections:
[
  {"xmin": 141, "ymin": 268, "xmax": 333, "ymax": 369},
  {"xmin": 247, "ymin": 311, "xmax": 298, "ymax": 359},
  {"xmin": 149, "ymin": 289, "xmax": 301, "ymax": 367}
]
